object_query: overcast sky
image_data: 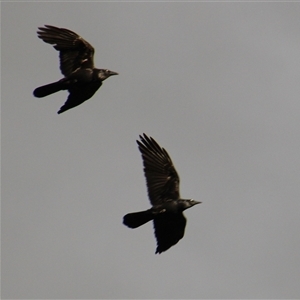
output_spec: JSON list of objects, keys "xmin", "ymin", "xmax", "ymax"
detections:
[{"xmin": 2, "ymin": 2, "xmax": 300, "ymax": 299}]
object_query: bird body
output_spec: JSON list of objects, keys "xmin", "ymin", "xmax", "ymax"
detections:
[
  {"xmin": 33, "ymin": 25, "xmax": 118, "ymax": 114},
  {"xmin": 123, "ymin": 134, "xmax": 201, "ymax": 254},
  {"xmin": 124, "ymin": 199, "xmax": 197, "ymax": 227}
]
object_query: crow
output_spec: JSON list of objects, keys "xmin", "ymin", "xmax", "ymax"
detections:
[
  {"xmin": 123, "ymin": 134, "xmax": 201, "ymax": 254},
  {"xmin": 33, "ymin": 25, "xmax": 118, "ymax": 114}
]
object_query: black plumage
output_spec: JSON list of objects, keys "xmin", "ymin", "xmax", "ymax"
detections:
[
  {"xmin": 123, "ymin": 134, "xmax": 201, "ymax": 254},
  {"xmin": 33, "ymin": 25, "xmax": 118, "ymax": 114}
]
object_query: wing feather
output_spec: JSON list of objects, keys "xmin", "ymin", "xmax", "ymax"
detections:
[
  {"xmin": 137, "ymin": 134, "xmax": 180, "ymax": 205},
  {"xmin": 37, "ymin": 25, "xmax": 95, "ymax": 77}
]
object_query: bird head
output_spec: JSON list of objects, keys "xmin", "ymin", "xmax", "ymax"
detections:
[
  {"xmin": 98, "ymin": 69, "xmax": 118, "ymax": 81},
  {"xmin": 180, "ymin": 199, "xmax": 201, "ymax": 211}
]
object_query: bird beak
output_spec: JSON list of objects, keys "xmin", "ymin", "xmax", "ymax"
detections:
[
  {"xmin": 192, "ymin": 200, "xmax": 202, "ymax": 205},
  {"xmin": 109, "ymin": 70, "xmax": 118, "ymax": 76}
]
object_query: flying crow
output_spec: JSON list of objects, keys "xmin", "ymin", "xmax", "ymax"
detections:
[
  {"xmin": 33, "ymin": 25, "xmax": 118, "ymax": 114},
  {"xmin": 123, "ymin": 134, "xmax": 201, "ymax": 254}
]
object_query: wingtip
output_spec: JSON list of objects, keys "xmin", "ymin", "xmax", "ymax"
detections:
[
  {"xmin": 155, "ymin": 248, "xmax": 163, "ymax": 254},
  {"xmin": 137, "ymin": 133, "xmax": 147, "ymax": 143}
]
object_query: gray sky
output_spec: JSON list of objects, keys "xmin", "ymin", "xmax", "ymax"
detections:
[{"xmin": 2, "ymin": 2, "xmax": 300, "ymax": 299}]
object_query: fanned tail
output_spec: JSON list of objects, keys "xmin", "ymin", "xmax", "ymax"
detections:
[
  {"xmin": 123, "ymin": 210, "xmax": 153, "ymax": 228},
  {"xmin": 33, "ymin": 80, "xmax": 65, "ymax": 98}
]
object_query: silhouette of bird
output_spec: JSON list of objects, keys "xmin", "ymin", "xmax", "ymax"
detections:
[
  {"xmin": 33, "ymin": 25, "xmax": 118, "ymax": 114},
  {"xmin": 123, "ymin": 134, "xmax": 201, "ymax": 254}
]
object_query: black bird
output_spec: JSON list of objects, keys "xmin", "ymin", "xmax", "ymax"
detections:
[
  {"xmin": 33, "ymin": 25, "xmax": 118, "ymax": 114},
  {"xmin": 123, "ymin": 134, "xmax": 201, "ymax": 254}
]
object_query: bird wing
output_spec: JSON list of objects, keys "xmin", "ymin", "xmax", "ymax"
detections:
[
  {"xmin": 154, "ymin": 213, "xmax": 186, "ymax": 254},
  {"xmin": 57, "ymin": 92, "xmax": 86, "ymax": 114},
  {"xmin": 37, "ymin": 25, "xmax": 95, "ymax": 77},
  {"xmin": 57, "ymin": 81, "xmax": 102, "ymax": 114},
  {"xmin": 137, "ymin": 133, "xmax": 180, "ymax": 205}
]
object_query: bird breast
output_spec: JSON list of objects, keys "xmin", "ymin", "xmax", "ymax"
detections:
[
  {"xmin": 153, "ymin": 200, "xmax": 182, "ymax": 215},
  {"xmin": 68, "ymin": 68, "xmax": 94, "ymax": 82}
]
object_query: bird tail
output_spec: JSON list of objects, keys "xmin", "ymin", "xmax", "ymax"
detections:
[
  {"xmin": 123, "ymin": 210, "xmax": 154, "ymax": 228},
  {"xmin": 33, "ymin": 80, "xmax": 66, "ymax": 98}
]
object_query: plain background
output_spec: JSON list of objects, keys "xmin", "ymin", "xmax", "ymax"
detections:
[{"xmin": 2, "ymin": 2, "xmax": 300, "ymax": 299}]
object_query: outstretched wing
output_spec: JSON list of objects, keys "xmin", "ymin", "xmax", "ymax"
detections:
[
  {"xmin": 154, "ymin": 213, "xmax": 186, "ymax": 254},
  {"xmin": 137, "ymin": 133, "xmax": 180, "ymax": 205},
  {"xmin": 37, "ymin": 25, "xmax": 95, "ymax": 77},
  {"xmin": 57, "ymin": 81, "xmax": 103, "ymax": 114}
]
